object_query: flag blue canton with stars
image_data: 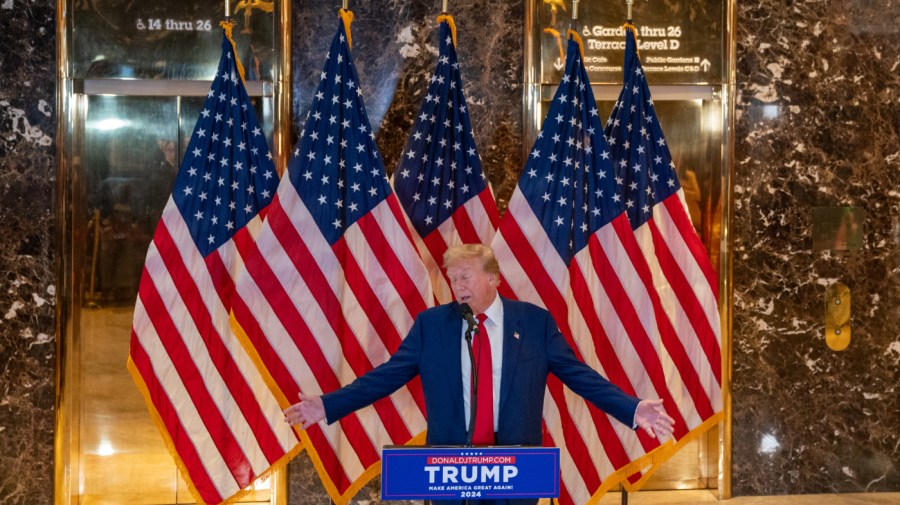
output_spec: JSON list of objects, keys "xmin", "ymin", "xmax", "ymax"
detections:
[
  {"xmin": 287, "ymin": 21, "xmax": 391, "ymax": 245},
  {"xmin": 604, "ymin": 28, "xmax": 682, "ymax": 230},
  {"xmin": 517, "ymin": 37, "xmax": 627, "ymax": 265},
  {"xmin": 171, "ymin": 33, "xmax": 278, "ymax": 257},
  {"xmin": 392, "ymin": 21, "xmax": 489, "ymax": 237}
]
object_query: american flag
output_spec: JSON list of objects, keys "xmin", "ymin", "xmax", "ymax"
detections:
[
  {"xmin": 127, "ymin": 31, "xmax": 299, "ymax": 505},
  {"xmin": 491, "ymin": 35, "xmax": 697, "ymax": 504},
  {"xmin": 230, "ymin": 16, "xmax": 433, "ymax": 503},
  {"xmin": 392, "ymin": 17, "xmax": 500, "ymax": 303},
  {"xmin": 604, "ymin": 26, "xmax": 722, "ymax": 436}
]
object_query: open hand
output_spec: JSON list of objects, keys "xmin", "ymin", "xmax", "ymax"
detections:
[
  {"xmin": 283, "ymin": 393, "xmax": 325, "ymax": 429},
  {"xmin": 634, "ymin": 399, "xmax": 675, "ymax": 440}
]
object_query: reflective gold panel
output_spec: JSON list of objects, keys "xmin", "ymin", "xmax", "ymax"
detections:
[{"xmin": 824, "ymin": 283, "xmax": 851, "ymax": 352}]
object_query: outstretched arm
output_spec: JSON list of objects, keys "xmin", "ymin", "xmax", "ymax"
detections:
[
  {"xmin": 548, "ymin": 317, "xmax": 677, "ymax": 437},
  {"xmin": 284, "ymin": 316, "xmax": 425, "ymax": 428},
  {"xmin": 545, "ymin": 316, "xmax": 640, "ymax": 427}
]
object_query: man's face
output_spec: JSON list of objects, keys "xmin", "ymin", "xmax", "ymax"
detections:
[{"xmin": 445, "ymin": 256, "xmax": 499, "ymax": 315}]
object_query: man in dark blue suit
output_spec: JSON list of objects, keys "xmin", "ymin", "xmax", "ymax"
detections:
[{"xmin": 285, "ymin": 244, "xmax": 675, "ymax": 503}]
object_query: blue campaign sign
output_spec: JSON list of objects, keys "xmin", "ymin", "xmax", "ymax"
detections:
[{"xmin": 381, "ymin": 446, "xmax": 560, "ymax": 501}]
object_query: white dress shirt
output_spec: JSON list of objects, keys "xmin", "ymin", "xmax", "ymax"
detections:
[{"xmin": 460, "ymin": 294, "xmax": 504, "ymax": 432}]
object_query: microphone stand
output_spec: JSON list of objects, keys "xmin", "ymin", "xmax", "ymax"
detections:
[
  {"xmin": 464, "ymin": 323, "xmax": 478, "ymax": 448},
  {"xmin": 463, "ymin": 323, "xmax": 478, "ymax": 505}
]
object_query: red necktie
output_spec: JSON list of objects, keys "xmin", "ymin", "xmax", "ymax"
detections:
[{"xmin": 472, "ymin": 313, "xmax": 494, "ymax": 445}]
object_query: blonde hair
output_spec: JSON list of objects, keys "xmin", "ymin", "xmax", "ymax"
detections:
[{"xmin": 443, "ymin": 244, "xmax": 500, "ymax": 275}]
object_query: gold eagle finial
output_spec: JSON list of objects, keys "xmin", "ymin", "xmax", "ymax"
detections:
[
  {"xmin": 543, "ymin": 0, "xmax": 567, "ymax": 26},
  {"xmin": 232, "ymin": 0, "xmax": 275, "ymax": 33}
]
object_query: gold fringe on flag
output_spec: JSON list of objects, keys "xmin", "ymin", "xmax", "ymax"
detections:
[
  {"xmin": 127, "ymin": 357, "xmax": 304, "ymax": 505},
  {"xmin": 339, "ymin": 9, "xmax": 354, "ymax": 49},
  {"xmin": 623, "ymin": 22, "xmax": 640, "ymax": 57},
  {"xmin": 220, "ymin": 20, "xmax": 247, "ymax": 83},
  {"xmin": 436, "ymin": 13, "xmax": 458, "ymax": 47},
  {"xmin": 229, "ymin": 312, "xmax": 428, "ymax": 505},
  {"xmin": 566, "ymin": 28, "xmax": 585, "ymax": 60}
]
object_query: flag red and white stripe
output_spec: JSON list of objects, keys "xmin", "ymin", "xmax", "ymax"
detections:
[
  {"xmin": 230, "ymin": 189, "xmax": 432, "ymax": 499},
  {"xmin": 230, "ymin": 17, "xmax": 434, "ymax": 503},
  {"xmin": 128, "ymin": 30, "xmax": 300, "ymax": 505},
  {"xmin": 492, "ymin": 32, "xmax": 721, "ymax": 504},
  {"xmin": 494, "ymin": 193, "xmax": 675, "ymax": 504},
  {"xmin": 628, "ymin": 195, "xmax": 722, "ymax": 419},
  {"xmin": 604, "ymin": 23, "xmax": 723, "ymax": 457}
]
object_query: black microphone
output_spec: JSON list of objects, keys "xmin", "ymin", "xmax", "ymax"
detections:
[{"xmin": 458, "ymin": 303, "xmax": 480, "ymax": 336}]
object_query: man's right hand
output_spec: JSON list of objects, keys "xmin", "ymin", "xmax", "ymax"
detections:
[{"xmin": 284, "ymin": 393, "xmax": 325, "ymax": 429}]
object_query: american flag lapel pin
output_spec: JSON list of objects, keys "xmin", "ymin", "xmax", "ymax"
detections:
[{"xmin": 513, "ymin": 331, "xmax": 520, "ymax": 340}]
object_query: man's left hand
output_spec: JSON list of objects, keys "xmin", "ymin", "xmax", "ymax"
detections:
[{"xmin": 634, "ymin": 399, "xmax": 675, "ymax": 440}]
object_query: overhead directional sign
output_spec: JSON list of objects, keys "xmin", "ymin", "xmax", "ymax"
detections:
[
  {"xmin": 536, "ymin": 0, "xmax": 724, "ymax": 85},
  {"xmin": 71, "ymin": 0, "xmax": 275, "ymax": 80}
]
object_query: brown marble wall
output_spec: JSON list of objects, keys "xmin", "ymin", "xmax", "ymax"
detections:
[
  {"xmin": 732, "ymin": 0, "xmax": 899, "ymax": 495},
  {"xmin": 0, "ymin": 1, "xmax": 58, "ymax": 504}
]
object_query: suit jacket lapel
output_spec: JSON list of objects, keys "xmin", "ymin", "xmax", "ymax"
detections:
[
  {"xmin": 445, "ymin": 303, "xmax": 466, "ymax": 431},
  {"xmin": 498, "ymin": 298, "xmax": 522, "ymax": 419}
]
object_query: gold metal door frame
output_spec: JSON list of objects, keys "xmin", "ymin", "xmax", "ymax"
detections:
[
  {"xmin": 720, "ymin": 0, "xmax": 738, "ymax": 496},
  {"xmin": 54, "ymin": 0, "xmax": 292, "ymax": 502}
]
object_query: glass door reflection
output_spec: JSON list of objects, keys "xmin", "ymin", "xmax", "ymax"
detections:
[{"xmin": 74, "ymin": 94, "xmax": 274, "ymax": 504}]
